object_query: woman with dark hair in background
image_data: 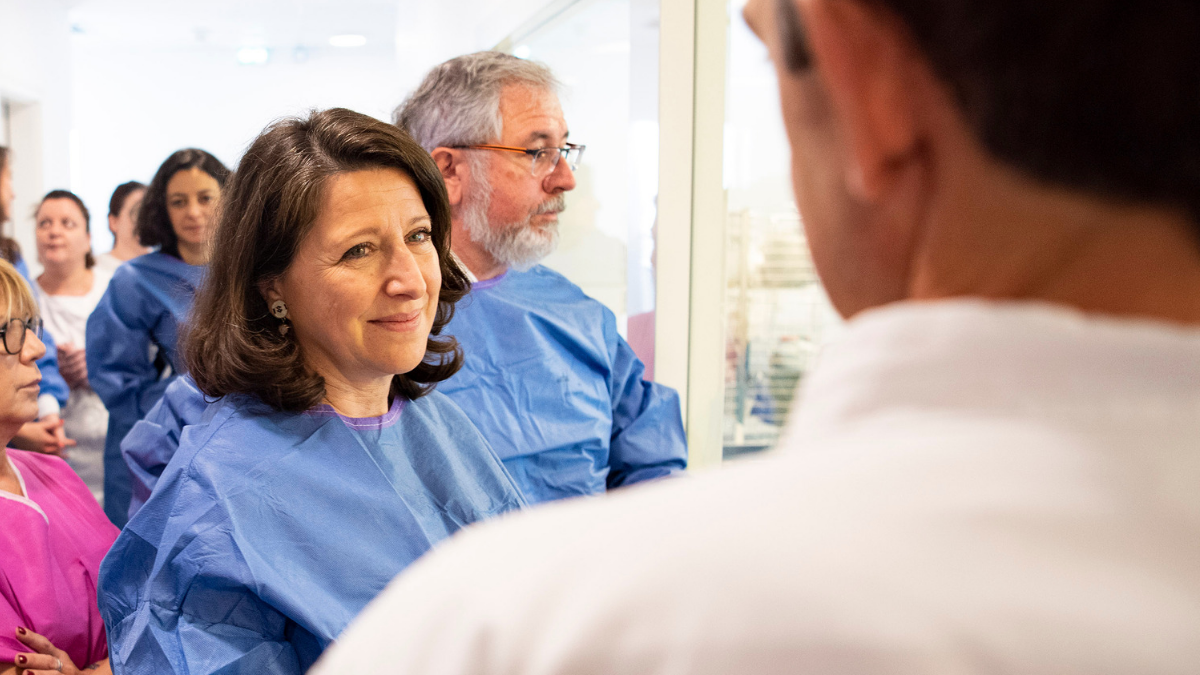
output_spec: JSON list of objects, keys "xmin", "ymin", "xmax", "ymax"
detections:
[
  {"xmin": 94, "ymin": 181, "xmax": 148, "ymax": 275},
  {"xmin": 0, "ymin": 146, "xmax": 75, "ymax": 457},
  {"xmin": 33, "ymin": 190, "xmax": 113, "ymax": 502},
  {"xmin": 86, "ymin": 148, "xmax": 229, "ymax": 526},
  {"xmin": 98, "ymin": 108, "xmax": 524, "ymax": 675}
]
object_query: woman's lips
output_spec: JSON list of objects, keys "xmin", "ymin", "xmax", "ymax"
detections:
[{"xmin": 368, "ymin": 310, "xmax": 424, "ymax": 333}]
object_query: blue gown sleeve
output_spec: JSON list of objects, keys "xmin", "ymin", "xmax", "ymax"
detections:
[
  {"xmin": 86, "ymin": 272, "xmax": 170, "ymax": 424},
  {"xmin": 99, "ymin": 456, "xmax": 302, "ymax": 675},
  {"xmin": 35, "ymin": 327, "xmax": 70, "ymax": 411},
  {"xmin": 12, "ymin": 257, "xmax": 69, "ymax": 410},
  {"xmin": 122, "ymin": 375, "xmax": 210, "ymax": 521},
  {"xmin": 605, "ymin": 326, "xmax": 688, "ymax": 489}
]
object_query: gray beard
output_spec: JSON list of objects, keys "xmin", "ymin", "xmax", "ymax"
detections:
[{"xmin": 461, "ymin": 176, "xmax": 564, "ymax": 273}]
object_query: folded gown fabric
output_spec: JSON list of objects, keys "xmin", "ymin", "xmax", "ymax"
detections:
[
  {"xmin": 440, "ymin": 265, "xmax": 688, "ymax": 504},
  {"xmin": 86, "ymin": 251, "xmax": 204, "ymax": 526},
  {"xmin": 121, "ymin": 374, "xmax": 208, "ymax": 520},
  {"xmin": 98, "ymin": 391, "xmax": 525, "ymax": 675}
]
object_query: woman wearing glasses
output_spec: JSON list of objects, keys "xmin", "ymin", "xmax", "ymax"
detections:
[{"xmin": 0, "ymin": 259, "xmax": 119, "ymax": 675}]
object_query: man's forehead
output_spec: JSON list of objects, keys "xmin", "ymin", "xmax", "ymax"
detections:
[{"xmin": 498, "ymin": 83, "xmax": 569, "ymax": 143}]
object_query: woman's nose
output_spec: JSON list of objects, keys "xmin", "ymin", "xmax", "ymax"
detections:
[
  {"xmin": 22, "ymin": 329, "xmax": 45, "ymax": 363},
  {"xmin": 383, "ymin": 248, "xmax": 428, "ymax": 298}
]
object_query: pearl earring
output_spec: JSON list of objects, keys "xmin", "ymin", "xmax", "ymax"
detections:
[{"xmin": 271, "ymin": 300, "xmax": 290, "ymax": 336}]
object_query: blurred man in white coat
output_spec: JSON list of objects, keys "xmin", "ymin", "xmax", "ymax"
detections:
[{"xmin": 314, "ymin": 0, "xmax": 1200, "ymax": 672}]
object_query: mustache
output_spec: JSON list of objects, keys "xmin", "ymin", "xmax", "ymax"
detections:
[{"xmin": 535, "ymin": 195, "xmax": 566, "ymax": 215}]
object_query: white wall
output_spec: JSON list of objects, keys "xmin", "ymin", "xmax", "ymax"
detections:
[
  {"xmin": 71, "ymin": 43, "xmax": 412, "ymax": 252},
  {"xmin": 0, "ymin": 0, "xmax": 73, "ymax": 274},
  {"xmin": 68, "ymin": 0, "xmax": 559, "ymax": 254}
]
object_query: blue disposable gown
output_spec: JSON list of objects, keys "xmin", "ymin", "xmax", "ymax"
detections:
[
  {"xmin": 86, "ymin": 251, "xmax": 203, "ymax": 526},
  {"xmin": 439, "ymin": 265, "xmax": 687, "ymax": 504},
  {"xmin": 98, "ymin": 391, "xmax": 525, "ymax": 674},
  {"xmin": 13, "ymin": 258, "xmax": 70, "ymax": 411},
  {"xmin": 121, "ymin": 374, "xmax": 208, "ymax": 520}
]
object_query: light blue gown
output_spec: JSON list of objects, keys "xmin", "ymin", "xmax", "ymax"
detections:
[
  {"xmin": 121, "ymin": 374, "xmax": 208, "ymax": 520},
  {"xmin": 12, "ymin": 258, "xmax": 70, "ymax": 411},
  {"xmin": 86, "ymin": 251, "xmax": 203, "ymax": 526},
  {"xmin": 439, "ymin": 265, "xmax": 687, "ymax": 504},
  {"xmin": 98, "ymin": 391, "xmax": 525, "ymax": 674}
]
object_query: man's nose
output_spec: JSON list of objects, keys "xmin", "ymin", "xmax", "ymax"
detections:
[{"xmin": 544, "ymin": 156, "xmax": 577, "ymax": 193}]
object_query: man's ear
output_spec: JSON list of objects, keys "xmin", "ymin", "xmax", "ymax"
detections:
[
  {"xmin": 431, "ymin": 147, "xmax": 465, "ymax": 207},
  {"xmin": 803, "ymin": 0, "xmax": 921, "ymax": 201}
]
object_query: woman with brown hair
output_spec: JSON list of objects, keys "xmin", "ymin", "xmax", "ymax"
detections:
[
  {"xmin": 85, "ymin": 148, "xmax": 229, "ymax": 527},
  {"xmin": 33, "ymin": 190, "xmax": 112, "ymax": 502},
  {"xmin": 97, "ymin": 108, "xmax": 525, "ymax": 675}
]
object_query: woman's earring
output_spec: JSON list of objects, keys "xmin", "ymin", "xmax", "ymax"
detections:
[{"xmin": 271, "ymin": 300, "xmax": 290, "ymax": 336}]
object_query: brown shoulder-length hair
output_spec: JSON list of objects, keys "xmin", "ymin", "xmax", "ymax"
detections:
[
  {"xmin": 182, "ymin": 108, "xmax": 470, "ymax": 411},
  {"xmin": 137, "ymin": 148, "xmax": 230, "ymax": 259}
]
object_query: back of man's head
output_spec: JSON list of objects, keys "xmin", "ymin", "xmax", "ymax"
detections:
[
  {"xmin": 396, "ymin": 51, "xmax": 560, "ymax": 153},
  {"xmin": 853, "ymin": 0, "xmax": 1200, "ymax": 231}
]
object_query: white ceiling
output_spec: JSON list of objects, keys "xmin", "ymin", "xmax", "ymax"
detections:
[{"xmin": 66, "ymin": 0, "xmax": 403, "ymax": 53}]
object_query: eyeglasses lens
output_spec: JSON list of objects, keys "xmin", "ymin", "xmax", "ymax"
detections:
[
  {"xmin": 4, "ymin": 319, "xmax": 23, "ymax": 354},
  {"xmin": 532, "ymin": 146, "xmax": 585, "ymax": 176}
]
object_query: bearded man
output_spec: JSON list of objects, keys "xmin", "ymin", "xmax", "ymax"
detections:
[{"xmin": 396, "ymin": 52, "xmax": 687, "ymax": 505}]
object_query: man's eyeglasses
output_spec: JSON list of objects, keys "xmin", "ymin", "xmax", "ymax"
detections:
[
  {"xmin": 450, "ymin": 143, "xmax": 585, "ymax": 177},
  {"xmin": 0, "ymin": 317, "xmax": 43, "ymax": 355}
]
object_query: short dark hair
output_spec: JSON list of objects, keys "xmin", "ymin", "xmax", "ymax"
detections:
[
  {"xmin": 781, "ymin": 0, "xmax": 1200, "ymax": 234},
  {"xmin": 108, "ymin": 181, "xmax": 146, "ymax": 217},
  {"xmin": 38, "ymin": 189, "xmax": 95, "ymax": 269},
  {"xmin": 183, "ymin": 108, "xmax": 471, "ymax": 412},
  {"xmin": 137, "ymin": 149, "xmax": 230, "ymax": 258}
]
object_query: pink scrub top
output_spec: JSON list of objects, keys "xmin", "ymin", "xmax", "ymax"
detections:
[{"xmin": 0, "ymin": 449, "xmax": 119, "ymax": 667}]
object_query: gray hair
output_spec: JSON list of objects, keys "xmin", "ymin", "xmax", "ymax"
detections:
[{"xmin": 395, "ymin": 51, "xmax": 560, "ymax": 152}]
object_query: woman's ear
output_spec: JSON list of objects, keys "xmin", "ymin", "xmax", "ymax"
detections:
[
  {"xmin": 430, "ymin": 148, "xmax": 464, "ymax": 207},
  {"xmin": 257, "ymin": 277, "xmax": 283, "ymax": 305},
  {"xmin": 108, "ymin": 214, "xmax": 119, "ymax": 237}
]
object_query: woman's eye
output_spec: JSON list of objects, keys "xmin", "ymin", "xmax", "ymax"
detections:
[
  {"xmin": 170, "ymin": 200, "xmax": 185, "ymax": 209},
  {"xmin": 342, "ymin": 243, "xmax": 373, "ymax": 260},
  {"xmin": 407, "ymin": 227, "xmax": 433, "ymax": 244}
]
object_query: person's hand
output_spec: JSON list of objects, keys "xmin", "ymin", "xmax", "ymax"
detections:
[
  {"xmin": 56, "ymin": 343, "xmax": 88, "ymax": 391},
  {"xmin": 9, "ymin": 416, "xmax": 76, "ymax": 456},
  {"xmin": 11, "ymin": 626, "xmax": 101, "ymax": 675}
]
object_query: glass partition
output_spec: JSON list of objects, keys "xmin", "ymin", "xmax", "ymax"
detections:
[
  {"xmin": 504, "ymin": 0, "xmax": 661, "ymax": 378},
  {"xmin": 721, "ymin": 0, "xmax": 841, "ymax": 458}
]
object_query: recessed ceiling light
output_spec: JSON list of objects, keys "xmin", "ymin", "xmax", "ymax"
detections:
[
  {"xmin": 236, "ymin": 47, "xmax": 270, "ymax": 65},
  {"xmin": 329, "ymin": 34, "xmax": 367, "ymax": 48},
  {"xmin": 513, "ymin": 44, "xmax": 531, "ymax": 59}
]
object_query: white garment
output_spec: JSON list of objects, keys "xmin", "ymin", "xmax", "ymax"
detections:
[
  {"xmin": 93, "ymin": 252, "xmax": 124, "ymax": 277},
  {"xmin": 313, "ymin": 300, "xmax": 1200, "ymax": 675},
  {"xmin": 34, "ymin": 268, "xmax": 113, "ymax": 503}
]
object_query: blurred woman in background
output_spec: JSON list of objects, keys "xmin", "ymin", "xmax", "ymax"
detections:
[
  {"xmin": 0, "ymin": 146, "xmax": 75, "ymax": 458},
  {"xmin": 94, "ymin": 181, "xmax": 148, "ymax": 275},
  {"xmin": 0, "ymin": 258, "xmax": 118, "ymax": 675},
  {"xmin": 33, "ymin": 190, "xmax": 113, "ymax": 503},
  {"xmin": 86, "ymin": 148, "xmax": 229, "ymax": 526}
]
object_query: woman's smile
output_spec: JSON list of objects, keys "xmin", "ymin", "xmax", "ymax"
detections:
[{"xmin": 368, "ymin": 310, "xmax": 425, "ymax": 333}]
